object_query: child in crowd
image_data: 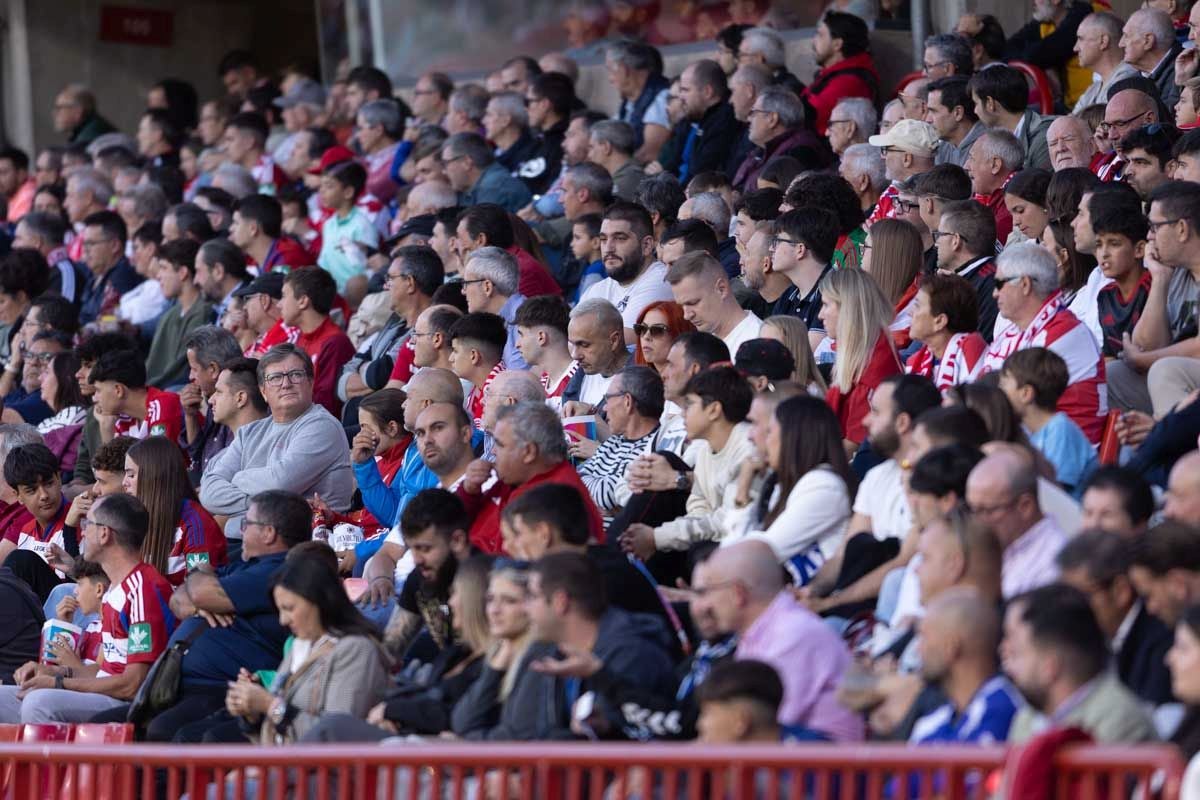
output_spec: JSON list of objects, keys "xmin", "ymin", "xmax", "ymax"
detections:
[
  {"xmin": 448, "ymin": 312, "xmax": 509, "ymax": 432},
  {"xmin": 571, "ymin": 213, "xmax": 605, "ymax": 303},
  {"xmin": 999, "ymin": 347, "xmax": 1097, "ymax": 496},
  {"xmin": 90, "ymin": 349, "xmax": 185, "ymax": 443},
  {"xmin": 49, "ymin": 559, "xmax": 109, "ymax": 666},
  {"xmin": 5, "ymin": 442, "xmax": 74, "ymax": 601},
  {"xmin": 317, "ymin": 159, "xmax": 379, "ymax": 296},
  {"xmin": 1091, "ymin": 205, "xmax": 1152, "ymax": 359}
]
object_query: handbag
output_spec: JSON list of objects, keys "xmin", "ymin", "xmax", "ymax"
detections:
[{"xmin": 126, "ymin": 621, "xmax": 208, "ymax": 727}]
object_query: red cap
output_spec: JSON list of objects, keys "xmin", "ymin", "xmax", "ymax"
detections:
[{"xmin": 308, "ymin": 145, "xmax": 357, "ymax": 176}]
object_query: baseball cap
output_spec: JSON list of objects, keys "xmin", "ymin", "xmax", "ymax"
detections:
[
  {"xmin": 868, "ymin": 119, "xmax": 940, "ymax": 158},
  {"xmin": 382, "ymin": 214, "xmax": 437, "ymax": 253},
  {"xmin": 274, "ymin": 78, "xmax": 327, "ymax": 110},
  {"xmin": 735, "ymin": 338, "xmax": 795, "ymax": 381},
  {"xmin": 307, "ymin": 145, "xmax": 357, "ymax": 176},
  {"xmin": 232, "ymin": 271, "xmax": 285, "ymax": 300}
]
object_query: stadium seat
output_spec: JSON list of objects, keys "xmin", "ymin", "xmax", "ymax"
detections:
[
  {"xmin": 1009, "ymin": 61, "xmax": 1055, "ymax": 115},
  {"xmin": 13, "ymin": 724, "xmax": 73, "ymax": 800},
  {"xmin": 59, "ymin": 723, "xmax": 135, "ymax": 800}
]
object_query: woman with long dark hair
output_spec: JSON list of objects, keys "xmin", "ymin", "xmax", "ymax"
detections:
[
  {"xmin": 38, "ymin": 351, "xmax": 89, "ymax": 478},
  {"xmin": 223, "ymin": 554, "xmax": 390, "ymax": 745},
  {"xmin": 861, "ymin": 218, "xmax": 924, "ymax": 351},
  {"xmin": 1168, "ymin": 604, "xmax": 1200, "ymax": 791},
  {"xmin": 1003, "ymin": 169, "xmax": 1052, "ymax": 243},
  {"xmin": 123, "ymin": 436, "xmax": 227, "ymax": 585},
  {"xmin": 724, "ymin": 396, "xmax": 855, "ymax": 584}
]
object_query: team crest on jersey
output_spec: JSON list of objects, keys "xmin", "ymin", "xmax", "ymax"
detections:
[
  {"xmin": 186, "ymin": 552, "xmax": 210, "ymax": 569},
  {"xmin": 150, "ymin": 423, "xmax": 167, "ymax": 436},
  {"xmin": 128, "ymin": 622, "xmax": 153, "ymax": 654}
]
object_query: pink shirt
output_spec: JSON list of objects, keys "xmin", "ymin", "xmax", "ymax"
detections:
[
  {"xmin": 1001, "ymin": 515, "xmax": 1066, "ymax": 599},
  {"xmin": 736, "ymin": 591, "xmax": 864, "ymax": 741}
]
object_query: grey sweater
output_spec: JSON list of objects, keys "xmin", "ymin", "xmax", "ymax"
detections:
[{"xmin": 200, "ymin": 403, "xmax": 354, "ymax": 537}]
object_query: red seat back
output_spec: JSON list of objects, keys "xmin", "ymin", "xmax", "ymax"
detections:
[
  {"xmin": 1009, "ymin": 61, "xmax": 1056, "ymax": 114},
  {"xmin": 13, "ymin": 724, "xmax": 73, "ymax": 800},
  {"xmin": 59, "ymin": 724, "xmax": 135, "ymax": 800}
]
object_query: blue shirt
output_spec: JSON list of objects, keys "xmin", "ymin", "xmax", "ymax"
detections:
[
  {"xmin": 176, "ymin": 551, "xmax": 289, "ymax": 688},
  {"xmin": 911, "ymin": 675, "xmax": 1022, "ymax": 745},
  {"xmin": 498, "ymin": 293, "xmax": 528, "ymax": 371},
  {"xmin": 1028, "ymin": 412, "xmax": 1098, "ymax": 496}
]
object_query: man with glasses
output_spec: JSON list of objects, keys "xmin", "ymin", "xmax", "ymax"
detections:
[
  {"xmin": 923, "ymin": 33, "xmax": 974, "ymax": 80},
  {"xmin": 1095, "ymin": 88, "xmax": 1160, "ymax": 182},
  {"xmin": 409, "ymin": 71, "xmax": 453, "ymax": 128},
  {"xmin": 461, "ymin": 246, "xmax": 527, "ymax": 371},
  {"xmin": 201, "ymin": 342, "xmax": 354, "ymax": 544},
  {"xmin": 144, "ymin": 490, "xmax": 311, "ymax": 743},
  {"xmin": 0, "ymin": 493, "xmax": 173, "ymax": 724},
  {"xmin": 826, "ymin": 97, "xmax": 875, "ymax": 157},
  {"xmin": 338, "ymin": 245, "xmax": 440, "ymax": 413},
  {"xmin": 866, "ymin": 119, "xmax": 939, "ymax": 224},
  {"xmin": 51, "ymin": 84, "xmax": 115, "ymax": 147},
  {"xmin": 78, "ymin": 210, "xmax": 141, "ymax": 326},
  {"xmin": 521, "ymin": 72, "xmax": 575, "ymax": 198},
  {"xmin": 966, "ymin": 447, "xmax": 1066, "ymax": 599},
  {"xmin": 981, "ymin": 243, "xmax": 1107, "ymax": 442},
  {"xmin": 732, "ymin": 86, "xmax": 826, "ymax": 195},
  {"xmin": 769, "ymin": 207, "xmax": 841, "ymax": 351},
  {"xmin": 481, "ymin": 92, "xmax": 541, "ymax": 191}
]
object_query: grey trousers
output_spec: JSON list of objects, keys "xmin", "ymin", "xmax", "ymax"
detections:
[
  {"xmin": 1107, "ymin": 357, "xmax": 1200, "ymax": 417},
  {"xmin": 0, "ymin": 684, "xmax": 127, "ymax": 724}
]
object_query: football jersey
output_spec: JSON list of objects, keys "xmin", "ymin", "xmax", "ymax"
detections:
[
  {"xmin": 96, "ymin": 562, "xmax": 176, "ymax": 678},
  {"xmin": 114, "ymin": 387, "xmax": 185, "ymax": 442},
  {"xmin": 165, "ymin": 498, "xmax": 229, "ymax": 585},
  {"xmin": 1098, "ymin": 271, "xmax": 1152, "ymax": 358},
  {"xmin": 14, "ymin": 499, "xmax": 73, "ymax": 576}
]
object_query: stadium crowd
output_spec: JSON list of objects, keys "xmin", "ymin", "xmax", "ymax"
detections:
[{"xmin": 7, "ymin": 0, "xmax": 1200, "ymax": 794}]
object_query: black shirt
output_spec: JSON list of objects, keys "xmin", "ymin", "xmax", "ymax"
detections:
[{"xmin": 780, "ymin": 263, "xmax": 833, "ymax": 335}]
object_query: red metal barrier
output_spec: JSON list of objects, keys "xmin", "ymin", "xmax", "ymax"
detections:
[{"xmin": 0, "ymin": 741, "xmax": 1184, "ymax": 800}]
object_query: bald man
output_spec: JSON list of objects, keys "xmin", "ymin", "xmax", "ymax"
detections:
[
  {"xmin": 1120, "ymin": 9, "xmax": 1181, "ymax": 109},
  {"xmin": 910, "ymin": 587, "xmax": 1023, "ymax": 745},
  {"xmin": 695, "ymin": 540, "xmax": 863, "ymax": 741},
  {"xmin": 966, "ymin": 449, "xmax": 1066, "ymax": 599},
  {"xmin": 1165, "ymin": 450, "xmax": 1200, "ymax": 526},
  {"xmin": 480, "ymin": 369, "xmax": 547, "ymax": 458},
  {"xmin": 1101, "ymin": 89, "xmax": 1159, "ymax": 163},
  {"xmin": 1046, "ymin": 115, "xmax": 1099, "ymax": 171}
]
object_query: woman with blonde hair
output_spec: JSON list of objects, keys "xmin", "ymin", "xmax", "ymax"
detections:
[
  {"xmin": 761, "ymin": 315, "xmax": 826, "ymax": 394},
  {"xmin": 819, "ymin": 268, "xmax": 902, "ymax": 452},
  {"xmin": 861, "ymin": 218, "xmax": 924, "ymax": 350}
]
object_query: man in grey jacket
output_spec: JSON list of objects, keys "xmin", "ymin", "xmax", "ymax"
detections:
[{"xmin": 200, "ymin": 343, "xmax": 354, "ymax": 556}]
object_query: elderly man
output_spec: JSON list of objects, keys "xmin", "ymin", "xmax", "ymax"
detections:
[
  {"xmin": 482, "ymin": 92, "xmax": 540, "ymax": 188},
  {"xmin": 606, "ymin": 40, "xmax": 672, "ymax": 165},
  {"xmin": 935, "ymin": 200, "xmax": 1001, "ymax": 341},
  {"xmin": 1096, "ymin": 89, "xmax": 1159, "ymax": 181},
  {"xmin": 1121, "ymin": 8, "xmax": 1181, "ymax": 109},
  {"xmin": 923, "ymin": 33, "xmax": 974, "ymax": 79},
  {"xmin": 479, "ymin": 369, "xmax": 545, "ymax": 459},
  {"xmin": 445, "ymin": 85, "xmax": 487, "ymax": 136},
  {"xmin": 898, "ymin": 77, "xmax": 931, "ymax": 122},
  {"xmin": 866, "ymin": 119, "xmax": 939, "ymax": 223},
  {"xmin": 1046, "ymin": 115, "xmax": 1099, "ymax": 171},
  {"xmin": 410, "ymin": 71, "xmax": 453, "ymax": 126},
  {"xmin": 53, "ymin": 84, "xmax": 116, "ymax": 146},
  {"xmin": 562, "ymin": 299, "xmax": 632, "ymax": 413},
  {"xmin": 587, "ymin": 121, "xmax": 644, "ymax": 202},
  {"xmin": 964, "ymin": 129, "xmax": 1025, "ymax": 243},
  {"xmin": 966, "ymin": 448, "xmax": 1068, "ymax": 599},
  {"xmin": 926, "ymin": 77, "xmax": 985, "ymax": 168},
  {"xmin": 577, "ymin": 366, "xmax": 663, "ymax": 520},
  {"xmin": 840, "ymin": 144, "xmax": 888, "ymax": 217},
  {"xmin": 680, "ymin": 192, "xmax": 739, "ymax": 277},
  {"xmin": 968, "ymin": 66, "xmax": 1054, "ymax": 170},
  {"xmin": 982, "ymin": 243, "xmax": 1106, "ymax": 441},
  {"xmin": 440, "ymin": 132, "xmax": 531, "ymax": 212},
  {"xmin": 458, "ymin": 401, "xmax": 604, "ymax": 552},
  {"xmin": 200, "ymin": 343, "xmax": 354, "ymax": 547},
  {"xmin": 580, "ymin": 202, "xmax": 674, "ymax": 337},
  {"xmin": 731, "ymin": 86, "xmax": 824, "ymax": 194},
  {"xmin": 462, "ymin": 246, "xmax": 527, "ymax": 370},
  {"xmin": 1074, "ymin": 12, "xmax": 1140, "ymax": 111},
  {"xmin": 827, "ymin": 97, "xmax": 876, "ymax": 157},
  {"xmin": 668, "ymin": 251, "xmax": 761, "ymax": 357},
  {"xmin": 694, "ymin": 540, "xmax": 862, "ymax": 740}
]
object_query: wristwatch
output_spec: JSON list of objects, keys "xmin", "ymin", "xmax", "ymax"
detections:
[
  {"xmin": 269, "ymin": 697, "xmax": 288, "ymax": 728},
  {"xmin": 674, "ymin": 470, "xmax": 689, "ymax": 492}
]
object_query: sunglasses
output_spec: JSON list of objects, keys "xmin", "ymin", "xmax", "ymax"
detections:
[{"xmin": 633, "ymin": 323, "xmax": 671, "ymax": 338}]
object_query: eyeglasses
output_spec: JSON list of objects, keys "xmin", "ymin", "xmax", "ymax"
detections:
[
  {"xmin": 384, "ymin": 271, "xmax": 409, "ymax": 286},
  {"xmin": 262, "ymin": 369, "xmax": 310, "ymax": 387},
  {"xmin": 1098, "ymin": 113, "xmax": 1147, "ymax": 135},
  {"xmin": 408, "ymin": 330, "xmax": 435, "ymax": 339},
  {"xmin": 412, "ymin": 88, "xmax": 437, "ymax": 96},
  {"xmin": 968, "ymin": 496, "xmax": 1021, "ymax": 516},
  {"xmin": 633, "ymin": 322, "xmax": 671, "ymax": 338},
  {"xmin": 459, "ymin": 278, "xmax": 487, "ymax": 287},
  {"xmin": 930, "ymin": 229, "xmax": 955, "ymax": 241},
  {"xmin": 1148, "ymin": 217, "xmax": 1183, "ymax": 232},
  {"xmin": 993, "ymin": 275, "xmax": 1021, "ymax": 289},
  {"xmin": 747, "ymin": 108, "xmax": 773, "ymax": 117},
  {"xmin": 27, "ymin": 351, "xmax": 56, "ymax": 364},
  {"xmin": 241, "ymin": 517, "xmax": 268, "ymax": 533},
  {"xmin": 770, "ymin": 236, "xmax": 801, "ymax": 250},
  {"xmin": 923, "ymin": 60, "xmax": 951, "ymax": 72},
  {"xmin": 894, "ymin": 199, "xmax": 919, "ymax": 213},
  {"xmin": 827, "ymin": 119, "xmax": 854, "ymax": 127},
  {"xmin": 603, "ymin": 390, "xmax": 629, "ymax": 401}
]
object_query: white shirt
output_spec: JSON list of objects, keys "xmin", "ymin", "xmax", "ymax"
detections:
[
  {"xmin": 722, "ymin": 311, "xmax": 763, "ymax": 360},
  {"xmin": 578, "ymin": 372, "xmax": 614, "ymax": 407},
  {"xmin": 117, "ymin": 279, "xmax": 169, "ymax": 325},
  {"xmin": 852, "ymin": 458, "xmax": 912, "ymax": 542},
  {"xmin": 1001, "ymin": 515, "xmax": 1067, "ymax": 599},
  {"xmin": 1066, "ymin": 266, "xmax": 1113, "ymax": 350},
  {"xmin": 580, "ymin": 261, "xmax": 674, "ymax": 329}
]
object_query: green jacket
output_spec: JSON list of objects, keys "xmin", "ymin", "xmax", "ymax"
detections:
[{"xmin": 145, "ymin": 299, "xmax": 213, "ymax": 389}]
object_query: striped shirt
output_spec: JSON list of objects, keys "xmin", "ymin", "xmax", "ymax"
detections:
[
  {"xmin": 165, "ymin": 498, "xmax": 229, "ymax": 585},
  {"xmin": 579, "ymin": 428, "xmax": 658, "ymax": 520},
  {"xmin": 96, "ymin": 562, "xmax": 176, "ymax": 678}
]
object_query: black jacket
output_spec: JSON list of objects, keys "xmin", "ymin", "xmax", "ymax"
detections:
[
  {"xmin": 683, "ymin": 102, "xmax": 744, "ymax": 182},
  {"xmin": 1004, "ymin": 2, "xmax": 1092, "ymax": 72},
  {"xmin": 1116, "ymin": 604, "xmax": 1175, "ymax": 706},
  {"xmin": 519, "ymin": 118, "xmax": 568, "ymax": 197}
]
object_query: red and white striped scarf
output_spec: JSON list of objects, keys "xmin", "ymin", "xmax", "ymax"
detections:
[
  {"xmin": 908, "ymin": 332, "xmax": 984, "ymax": 389},
  {"xmin": 984, "ymin": 291, "xmax": 1063, "ymax": 370}
]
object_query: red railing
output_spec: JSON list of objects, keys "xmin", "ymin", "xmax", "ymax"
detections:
[{"xmin": 0, "ymin": 741, "xmax": 1185, "ymax": 800}]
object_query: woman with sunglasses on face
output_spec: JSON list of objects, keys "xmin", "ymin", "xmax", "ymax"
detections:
[{"xmin": 633, "ymin": 300, "xmax": 695, "ymax": 374}]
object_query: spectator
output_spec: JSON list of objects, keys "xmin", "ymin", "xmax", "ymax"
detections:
[
  {"xmin": 195, "ymin": 237, "xmax": 252, "ymax": 325},
  {"xmin": 1167, "ymin": 605, "xmax": 1200, "ymax": 784},
  {"xmin": 482, "ymin": 370, "xmax": 547, "ymax": 458},
  {"xmin": 221, "ymin": 111, "xmax": 287, "ymax": 194},
  {"xmin": 150, "ymin": 490, "xmax": 311, "ymax": 742},
  {"xmin": 2, "ymin": 442, "xmax": 74, "ymax": 601},
  {"xmin": 145, "ymin": 239, "xmax": 212, "ymax": 389},
  {"xmin": 820, "ymin": 268, "xmax": 903, "ymax": 451},
  {"xmin": 281, "ymin": 267, "xmax": 355, "ymax": 417},
  {"xmin": 926, "ymin": 77, "xmax": 984, "ymax": 168},
  {"xmin": 1098, "ymin": 89, "xmax": 1160, "ymax": 181},
  {"xmin": 0, "ymin": 561, "xmax": 42, "ymax": 686},
  {"xmin": 91, "ymin": 349, "xmax": 185, "ymax": 444},
  {"xmin": 53, "ymin": 84, "xmax": 116, "ymax": 146},
  {"xmin": 1003, "ymin": 583, "xmax": 1156, "ymax": 743},
  {"xmin": 738, "ymin": 27, "xmax": 804, "ymax": 93},
  {"xmin": 968, "ymin": 67, "xmax": 1054, "ymax": 170},
  {"xmin": 760, "ymin": 316, "xmax": 827, "ymax": 393},
  {"xmin": 454, "ymin": 204, "xmax": 560, "ymax": 300},
  {"xmin": 580, "ymin": 202, "xmax": 675, "ymax": 340},
  {"xmin": 839, "ymin": 144, "xmax": 888, "ymax": 218},
  {"xmin": 802, "ymin": 11, "xmax": 878, "ymax": 136},
  {"xmin": 695, "ymin": 659, "xmax": 812, "ymax": 743},
  {"xmin": 179, "ymin": 327, "xmax": 244, "ymax": 485},
  {"xmin": 1079, "ymin": 465, "xmax": 1154, "ymax": 536},
  {"xmin": 695, "ymin": 540, "xmax": 862, "ymax": 740},
  {"xmin": 561, "ymin": 299, "xmax": 633, "ymax": 412},
  {"xmin": 866, "ymin": 120, "xmax": 939, "ymax": 225},
  {"xmin": 1058, "ymin": 530, "xmax": 1174, "ymax": 705},
  {"xmin": 0, "ymin": 493, "xmax": 173, "ymax": 723},
  {"xmin": 1004, "ymin": 0, "xmax": 1094, "ymax": 109},
  {"xmin": 606, "ymin": 41, "xmax": 671, "ymax": 165},
  {"xmin": 1091, "ymin": 202, "xmax": 1152, "ymax": 359},
  {"xmin": 763, "ymin": 208, "xmax": 840, "ymax": 350},
  {"xmin": 670, "ymin": 60, "xmax": 741, "ymax": 185},
  {"xmin": 37, "ymin": 351, "xmax": 88, "ymax": 470},
  {"xmin": 0, "ymin": 148, "xmax": 34, "ymax": 224},
  {"xmin": 462, "ymin": 247, "xmax": 527, "ymax": 371},
  {"xmin": 827, "ymin": 97, "xmax": 876, "ymax": 157},
  {"xmin": 964, "ymin": 130, "xmax": 1024, "ymax": 243},
  {"xmin": 1122, "ymin": 8, "xmax": 1182, "ymax": 109},
  {"xmin": 863, "ymin": 219, "xmax": 923, "ymax": 349},
  {"xmin": 228, "ymin": 194, "xmax": 313, "ymax": 272},
  {"xmin": 449, "ymin": 312, "xmax": 507, "ymax": 432},
  {"xmin": 1004, "ymin": 168, "xmax": 1052, "ymax": 244},
  {"xmin": 315, "ymin": 159, "xmax": 378, "ymax": 299},
  {"xmin": 582, "ymin": 124, "xmax": 640, "ymax": 205},
  {"xmin": 732, "ymin": 87, "xmax": 825, "ymax": 194},
  {"xmin": 1046, "ymin": 115, "xmax": 1101, "ymax": 170},
  {"xmin": 619, "ymin": 366, "xmax": 753, "ymax": 561},
  {"xmin": 999, "ymin": 348, "xmax": 1098, "ymax": 495},
  {"xmin": 966, "ymin": 448, "xmax": 1068, "ymax": 598},
  {"xmin": 1129, "ymin": 521, "xmax": 1200, "ymax": 626},
  {"xmin": 65, "ymin": 334, "xmax": 136, "ymax": 493},
  {"xmin": 906, "ymin": 272, "xmax": 988, "ymax": 389},
  {"xmin": 666, "ymin": 251, "xmax": 761, "ymax": 357},
  {"xmin": 442, "ymin": 132, "xmax": 532, "ymax": 212},
  {"xmin": 11, "ymin": 212, "xmax": 88, "ymax": 311},
  {"xmin": 1074, "ymin": 12, "xmax": 1140, "ymax": 111},
  {"xmin": 200, "ymin": 343, "xmax": 353, "ymax": 543},
  {"xmin": 1120, "ymin": 124, "xmax": 1180, "ymax": 201},
  {"xmin": 514, "ymin": 295, "xmax": 577, "ymax": 411},
  {"xmin": 577, "ymin": 366, "xmax": 662, "ymax": 520},
  {"xmin": 78, "ymin": 210, "xmax": 141, "ymax": 326}
]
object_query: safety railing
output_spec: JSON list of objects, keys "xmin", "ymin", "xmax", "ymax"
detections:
[{"xmin": 0, "ymin": 740, "xmax": 1185, "ymax": 800}]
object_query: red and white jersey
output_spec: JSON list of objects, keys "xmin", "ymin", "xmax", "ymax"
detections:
[
  {"xmin": 541, "ymin": 362, "xmax": 579, "ymax": 414},
  {"xmin": 467, "ymin": 363, "xmax": 506, "ymax": 432},
  {"xmin": 165, "ymin": 499, "xmax": 229, "ymax": 586},
  {"xmin": 14, "ymin": 500, "xmax": 71, "ymax": 577},
  {"xmin": 906, "ymin": 332, "xmax": 988, "ymax": 390},
  {"xmin": 79, "ymin": 618, "xmax": 102, "ymax": 664},
  {"xmin": 96, "ymin": 562, "xmax": 176, "ymax": 678},
  {"xmin": 866, "ymin": 183, "xmax": 900, "ymax": 225},
  {"xmin": 251, "ymin": 155, "xmax": 288, "ymax": 196},
  {"xmin": 113, "ymin": 387, "xmax": 185, "ymax": 443},
  {"xmin": 246, "ymin": 319, "xmax": 301, "ymax": 358},
  {"xmin": 982, "ymin": 292, "xmax": 1107, "ymax": 443}
]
